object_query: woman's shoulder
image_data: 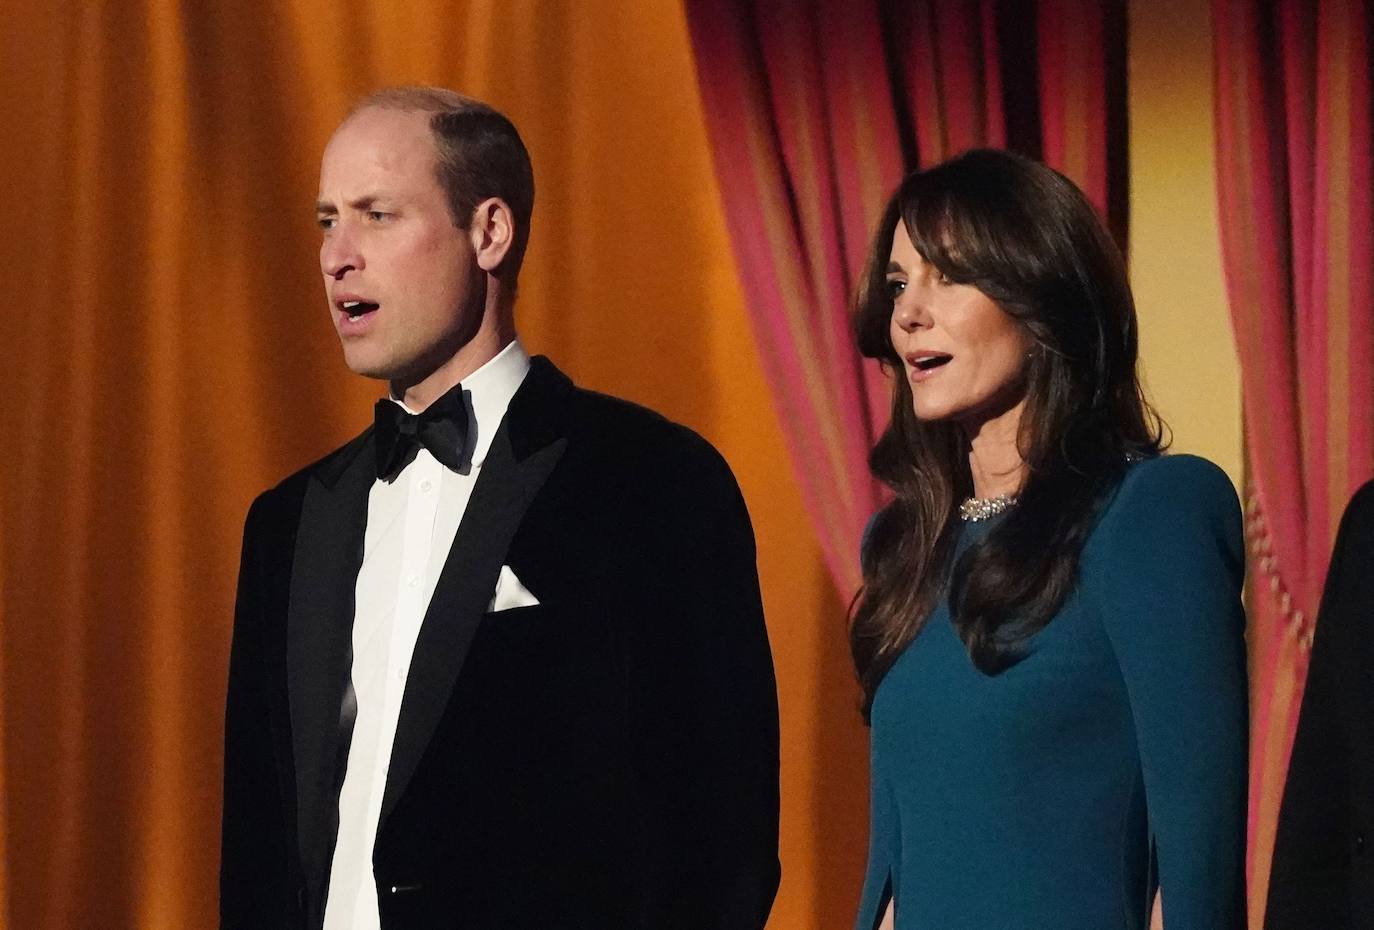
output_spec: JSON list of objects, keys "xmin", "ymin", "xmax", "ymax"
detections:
[
  {"xmin": 1118, "ymin": 451, "xmax": 1233, "ymax": 491},
  {"xmin": 1106, "ymin": 453, "xmax": 1238, "ymax": 521},
  {"xmin": 1088, "ymin": 453, "xmax": 1243, "ymax": 560},
  {"xmin": 1076, "ymin": 455, "xmax": 1247, "ymax": 637}
]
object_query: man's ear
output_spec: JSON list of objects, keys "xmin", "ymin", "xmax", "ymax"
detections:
[{"xmin": 469, "ymin": 197, "xmax": 514, "ymax": 274}]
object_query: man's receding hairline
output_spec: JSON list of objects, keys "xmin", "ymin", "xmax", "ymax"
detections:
[{"xmin": 346, "ymin": 86, "xmax": 496, "ymax": 122}]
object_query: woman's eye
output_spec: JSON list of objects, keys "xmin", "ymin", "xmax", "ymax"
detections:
[{"xmin": 885, "ymin": 278, "xmax": 906, "ymax": 301}]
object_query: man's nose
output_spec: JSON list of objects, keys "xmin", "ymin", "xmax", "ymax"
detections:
[{"xmin": 321, "ymin": 228, "xmax": 363, "ymax": 280}]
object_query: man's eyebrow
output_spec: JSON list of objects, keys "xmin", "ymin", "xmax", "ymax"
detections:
[{"xmin": 315, "ymin": 196, "xmax": 383, "ymax": 215}]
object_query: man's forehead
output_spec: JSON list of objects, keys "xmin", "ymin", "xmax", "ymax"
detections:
[
  {"xmin": 320, "ymin": 108, "xmax": 440, "ymax": 186},
  {"xmin": 330, "ymin": 106, "xmax": 433, "ymax": 150}
]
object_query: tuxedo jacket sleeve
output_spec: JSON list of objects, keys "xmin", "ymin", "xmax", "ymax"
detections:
[
  {"xmin": 622, "ymin": 422, "xmax": 781, "ymax": 929},
  {"xmin": 221, "ymin": 478, "xmax": 310, "ymax": 929},
  {"xmin": 1267, "ymin": 479, "xmax": 1374, "ymax": 929}
]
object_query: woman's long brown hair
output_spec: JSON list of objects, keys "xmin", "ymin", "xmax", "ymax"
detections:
[{"xmin": 849, "ymin": 149, "xmax": 1165, "ymax": 719}]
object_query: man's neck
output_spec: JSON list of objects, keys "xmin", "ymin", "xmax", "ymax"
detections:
[{"xmin": 393, "ymin": 311, "xmax": 516, "ymax": 412}]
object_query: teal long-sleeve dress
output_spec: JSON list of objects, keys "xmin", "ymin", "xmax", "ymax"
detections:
[{"xmin": 854, "ymin": 455, "xmax": 1249, "ymax": 930}]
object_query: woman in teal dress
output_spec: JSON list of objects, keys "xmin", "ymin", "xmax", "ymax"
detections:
[{"xmin": 849, "ymin": 150, "xmax": 1248, "ymax": 929}]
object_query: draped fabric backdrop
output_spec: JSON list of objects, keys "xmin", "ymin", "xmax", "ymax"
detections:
[
  {"xmin": 7, "ymin": 2, "xmax": 1361, "ymax": 927},
  {"xmin": 0, "ymin": 3, "xmax": 867, "ymax": 927},
  {"xmin": 0, "ymin": 538, "xmax": 7, "ymax": 923},
  {"xmin": 683, "ymin": 0, "xmax": 1127, "ymax": 598},
  {"xmin": 1214, "ymin": 0, "xmax": 1374, "ymax": 924}
]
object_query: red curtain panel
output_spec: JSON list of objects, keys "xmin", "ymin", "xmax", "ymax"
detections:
[{"xmin": 1213, "ymin": 0, "xmax": 1374, "ymax": 922}]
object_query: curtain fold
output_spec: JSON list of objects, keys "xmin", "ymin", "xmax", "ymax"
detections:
[
  {"xmin": 0, "ymin": 522, "xmax": 7, "ymax": 927},
  {"xmin": 1213, "ymin": 1, "xmax": 1374, "ymax": 923},
  {"xmin": 684, "ymin": 0, "xmax": 1127, "ymax": 598}
]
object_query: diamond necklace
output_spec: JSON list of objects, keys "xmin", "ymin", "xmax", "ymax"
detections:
[{"xmin": 958, "ymin": 493, "xmax": 1019, "ymax": 522}]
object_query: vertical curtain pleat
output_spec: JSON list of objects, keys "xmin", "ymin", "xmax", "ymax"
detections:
[
  {"xmin": 1213, "ymin": 1, "xmax": 1374, "ymax": 923},
  {"xmin": 687, "ymin": 0, "xmax": 898, "ymax": 595},
  {"xmin": 0, "ymin": 519, "xmax": 7, "ymax": 928}
]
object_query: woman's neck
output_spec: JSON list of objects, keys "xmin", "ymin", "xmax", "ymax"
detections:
[{"xmin": 963, "ymin": 398, "xmax": 1028, "ymax": 499}]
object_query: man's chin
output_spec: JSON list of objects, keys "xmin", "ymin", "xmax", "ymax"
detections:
[
  {"xmin": 343, "ymin": 354, "xmax": 445, "ymax": 400},
  {"xmin": 341, "ymin": 351, "xmax": 402, "ymax": 382}
]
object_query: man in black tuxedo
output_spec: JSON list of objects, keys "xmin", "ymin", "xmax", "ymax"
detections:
[
  {"xmin": 220, "ymin": 86, "xmax": 780, "ymax": 930},
  {"xmin": 1266, "ymin": 479, "xmax": 1374, "ymax": 928}
]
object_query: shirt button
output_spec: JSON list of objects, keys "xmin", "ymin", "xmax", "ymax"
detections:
[
  {"xmin": 407, "ymin": 574, "xmax": 420, "ymax": 587},
  {"xmin": 419, "ymin": 479, "xmax": 433, "ymax": 493}
]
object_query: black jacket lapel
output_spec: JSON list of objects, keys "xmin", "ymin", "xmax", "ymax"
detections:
[
  {"xmin": 379, "ymin": 357, "xmax": 571, "ymax": 827},
  {"xmin": 286, "ymin": 431, "xmax": 375, "ymax": 893}
]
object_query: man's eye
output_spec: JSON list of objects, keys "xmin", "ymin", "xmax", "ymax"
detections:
[
  {"xmin": 885, "ymin": 278, "xmax": 906, "ymax": 301},
  {"xmin": 317, "ymin": 216, "xmax": 336, "ymax": 230},
  {"xmin": 368, "ymin": 210, "xmax": 389, "ymax": 222}
]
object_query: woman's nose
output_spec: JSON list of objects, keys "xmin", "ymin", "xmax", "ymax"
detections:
[{"xmin": 893, "ymin": 295, "xmax": 928, "ymax": 332}]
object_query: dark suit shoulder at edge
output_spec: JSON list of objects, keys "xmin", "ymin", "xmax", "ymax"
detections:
[
  {"xmin": 250, "ymin": 427, "xmax": 373, "ymax": 511},
  {"xmin": 565, "ymin": 385, "xmax": 735, "ymax": 474},
  {"xmin": 1343, "ymin": 477, "xmax": 1374, "ymax": 528}
]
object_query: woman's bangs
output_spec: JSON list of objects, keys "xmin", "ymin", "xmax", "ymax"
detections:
[{"xmin": 902, "ymin": 188, "xmax": 983, "ymax": 285}]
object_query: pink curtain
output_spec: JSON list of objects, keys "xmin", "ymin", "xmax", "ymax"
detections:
[
  {"xmin": 1213, "ymin": 0, "xmax": 1374, "ymax": 923},
  {"xmin": 684, "ymin": 0, "xmax": 1127, "ymax": 596}
]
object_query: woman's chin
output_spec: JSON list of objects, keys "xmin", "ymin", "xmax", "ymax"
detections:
[{"xmin": 911, "ymin": 399, "xmax": 958, "ymax": 423}]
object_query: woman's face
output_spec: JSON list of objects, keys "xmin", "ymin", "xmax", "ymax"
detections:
[{"xmin": 887, "ymin": 222, "xmax": 1033, "ymax": 426}]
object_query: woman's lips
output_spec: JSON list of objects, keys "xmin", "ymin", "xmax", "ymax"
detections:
[{"xmin": 909, "ymin": 354, "xmax": 953, "ymax": 382}]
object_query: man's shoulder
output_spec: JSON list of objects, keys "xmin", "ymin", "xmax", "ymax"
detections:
[
  {"xmin": 249, "ymin": 427, "xmax": 373, "ymax": 515},
  {"xmin": 563, "ymin": 384, "xmax": 732, "ymax": 480},
  {"xmin": 557, "ymin": 384, "xmax": 754, "ymax": 551},
  {"xmin": 567, "ymin": 385, "xmax": 703, "ymax": 444},
  {"xmin": 1341, "ymin": 478, "xmax": 1374, "ymax": 542}
]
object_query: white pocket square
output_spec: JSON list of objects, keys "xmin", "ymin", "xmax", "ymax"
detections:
[{"xmin": 488, "ymin": 564, "xmax": 540, "ymax": 612}]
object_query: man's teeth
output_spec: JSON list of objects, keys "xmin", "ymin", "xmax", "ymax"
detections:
[{"xmin": 341, "ymin": 300, "xmax": 376, "ymax": 321}]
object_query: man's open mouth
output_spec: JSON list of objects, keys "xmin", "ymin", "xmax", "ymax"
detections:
[{"xmin": 340, "ymin": 300, "xmax": 380, "ymax": 321}]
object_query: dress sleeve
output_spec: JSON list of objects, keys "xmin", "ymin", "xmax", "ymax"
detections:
[
  {"xmin": 1084, "ymin": 455, "xmax": 1248, "ymax": 928},
  {"xmin": 854, "ymin": 508, "xmax": 896, "ymax": 930},
  {"xmin": 853, "ymin": 760, "xmax": 897, "ymax": 930}
]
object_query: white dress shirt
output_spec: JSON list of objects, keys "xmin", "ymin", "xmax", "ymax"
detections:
[{"xmin": 323, "ymin": 340, "xmax": 531, "ymax": 930}]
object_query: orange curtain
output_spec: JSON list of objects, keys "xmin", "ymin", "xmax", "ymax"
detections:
[
  {"xmin": 1213, "ymin": 0, "xmax": 1374, "ymax": 924},
  {"xmin": 0, "ymin": 3, "xmax": 866, "ymax": 928},
  {"xmin": 0, "ymin": 509, "xmax": 8, "ymax": 924}
]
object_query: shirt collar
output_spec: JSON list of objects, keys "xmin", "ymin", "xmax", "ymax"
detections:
[{"xmin": 389, "ymin": 338, "xmax": 532, "ymax": 470}]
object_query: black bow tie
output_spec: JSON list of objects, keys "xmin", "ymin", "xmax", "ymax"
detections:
[{"xmin": 374, "ymin": 383, "xmax": 469, "ymax": 480}]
